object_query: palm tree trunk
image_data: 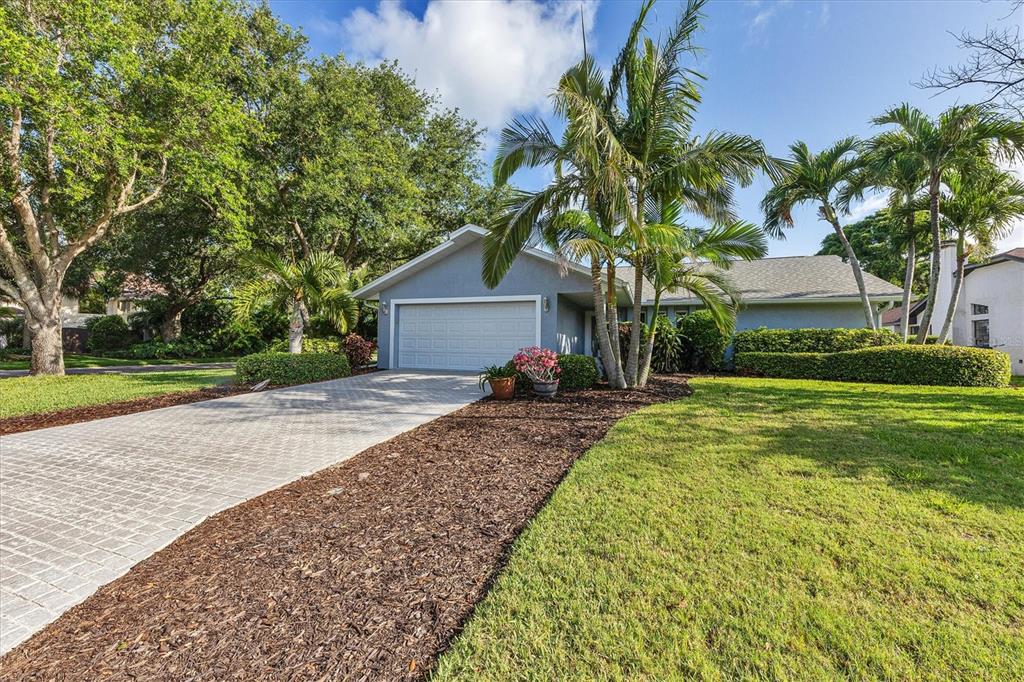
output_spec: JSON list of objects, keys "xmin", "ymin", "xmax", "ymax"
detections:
[
  {"xmin": 915, "ymin": 173, "xmax": 942, "ymax": 343},
  {"xmin": 828, "ymin": 215, "xmax": 876, "ymax": 329},
  {"xmin": 590, "ymin": 260, "xmax": 620, "ymax": 388},
  {"xmin": 900, "ymin": 237, "xmax": 916, "ymax": 342},
  {"xmin": 637, "ymin": 290, "xmax": 661, "ymax": 387},
  {"xmin": 937, "ymin": 232, "xmax": 966, "ymax": 344},
  {"xmin": 606, "ymin": 262, "xmax": 624, "ymax": 384},
  {"xmin": 625, "ymin": 256, "xmax": 645, "ymax": 386},
  {"xmin": 288, "ymin": 299, "xmax": 304, "ymax": 353}
]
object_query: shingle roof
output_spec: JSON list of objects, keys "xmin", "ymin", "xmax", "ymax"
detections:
[{"xmin": 619, "ymin": 255, "xmax": 903, "ymax": 304}]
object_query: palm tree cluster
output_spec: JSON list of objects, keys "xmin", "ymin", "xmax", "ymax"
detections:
[
  {"xmin": 765, "ymin": 104, "xmax": 1024, "ymax": 342},
  {"xmin": 485, "ymin": 0, "xmax": 772, "ymax": 389}
]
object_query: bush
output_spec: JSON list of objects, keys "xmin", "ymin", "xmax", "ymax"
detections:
[
  {"xmin": 558, "ymin": 354, "xmax": 599, "ymax": 390},
  {"xmin": 651, "ymin": 316, "xmax": 685, "ymax": 373},
  {"xmin": 342, "ymin": 334, "xmax": 376, "ymax": 367},
  {"xmin": 733, "ymin": 327, "xmax": 901, "ymax": 354},
  {"xmin": 735, "ymin": 345, "xmax": 1010, "ymax": 387},
  {"xmin": 679, "ymin": 310, "xmax": 729, "ymax": 371},
  {"xmin": 110, "ymin": 338, "xmax": 214, "ymax": 360},
  {"xmin": 85, "ymin": 315, "xmax": 135, "ymax": 352},
  {"xmin": 616, "ymin": 321, "xmax": 648, "ymax": 364},
  {"xmin": 236, "ymin": 352, "xmax": 351, "ymax": 385},
  {"xmin": 269, "ymin": 337, "xmax": 341, "ymax": 354}
]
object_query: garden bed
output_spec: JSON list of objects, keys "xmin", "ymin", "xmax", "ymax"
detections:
[{"xmin": 0, "ymin": 377, "xmax": 691, "ymax": 681}]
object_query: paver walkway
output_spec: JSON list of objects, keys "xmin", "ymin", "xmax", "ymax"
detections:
[
  {"xmin": 0, "ymin": 370, "xmax": 481, "ymax": 654},
  {"xmin": 0, "ymin": 361, "xmax": 235, "ymax": 378}
]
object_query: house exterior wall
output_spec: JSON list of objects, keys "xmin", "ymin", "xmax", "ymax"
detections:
[
  {"xmin": 734, "ymin": 302, "xmax": 873, "ymax": 331},
  {"xmin": 376, "ymin": 240, "xmax": 592, "ymax": 369},
  {"xmin": 956, "ymin": 260, "xmax": 1024, "ymax": 376},
  {"xmin": 556, "ymin": 296, "xmax": 584, "ymax": 354}
]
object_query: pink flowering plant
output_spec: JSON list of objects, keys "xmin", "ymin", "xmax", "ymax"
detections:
[{"xmin": 512, "ymin": 346, "xmax": 561, "ymax": 383}]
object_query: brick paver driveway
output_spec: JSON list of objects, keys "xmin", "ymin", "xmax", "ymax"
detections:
[{"xmin": 0, "ymin": 370, "xmax": 481, "ymax": 653}]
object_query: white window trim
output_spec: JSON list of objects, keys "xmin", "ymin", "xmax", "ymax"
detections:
[{"xmin": 388, "ymin": 295, "xmax": 543, "ymax": 369}]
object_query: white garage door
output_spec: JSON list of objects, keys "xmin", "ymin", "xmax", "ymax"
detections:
[{"xmin": 396, "ymin": 300, "xmax": 538, "ymax": 370}]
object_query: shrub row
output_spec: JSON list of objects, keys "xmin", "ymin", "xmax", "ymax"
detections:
[
  {"xmin": 236, "ymin": 352, "xmax": 351, "ymax": 385},
  {"xmin": 735, "ymin": 345, "xmax": 1010, "ymax": 387},
  {"xmin": 733, "ymin": 326, "xmax": 901, "ymax": 354}
]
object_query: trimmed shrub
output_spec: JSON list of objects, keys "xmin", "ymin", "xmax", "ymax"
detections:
[
  {"xmin": 558, "ymin": 353, "xmax": 599, "ymax": 390},
  {"xmin": 342, "ymin": 333, "xmax": 376, "ymax": 368},
  {"xmin": 108, "ymin": 338, "xmax": 213, "ymax": 359},
  {"xmin": 679, "ymin": 310, "xmax": 729, "ymax": 371},
  {"xmin": 85, "ymin": 315, "xmax": 135, "ymax": 352},
  {"xmin": 735, "ymin": 345, "xmax": 1010, "ymax": 387},
  {"xmin": 733, "ymin": 327, "xmax": 901, "ymax": 354},
  {"xmin": 651, "ymin": 315, "xmax": 685, "ymax": 373},
  {"xmin": 269, "ymin": 336, "xmax": 341, "ymax": 354},
  {"xmin": 236, "ymin": 352, "xmax": 351, "ymax": 385}
]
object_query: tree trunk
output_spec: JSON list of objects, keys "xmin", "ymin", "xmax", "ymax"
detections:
[
  {"xmin": 625, "ymin": 257, "xmax": 645, "ymax": 387},
  {"xmin": 900, "ymin": 237, "xmax": 916, "ymax": 342},
  {"xmin": 828, "ymin": 214, "xmax": 876, "ymax": 329},
  {"xmin": 160, "ymin": 305, "xmax": 185, "ymax": 343},
  {"xmin": 288, "ymin": 300, "xmax": 304, "ymax": 353},
  {"xmin": 29, "ymin": 314, "xmax": 64, "ymax": 376},
  {"xmin": 589, "ymin": 260, "xmax": 620, "ymax": 388},
  {"xmin": 915, "ymin": 173, "xmax": 942, "ymax": 343},
  {"xmin": 937, "ymin": 233, "xmax": 966, "ymax": 344},
  {"xmin": 606, "ymin": 262, "xmax": 625, "ymax": 388},
  {"xmin": 637, "ymin": 291, "xmax": 661, "ymax": 387}
]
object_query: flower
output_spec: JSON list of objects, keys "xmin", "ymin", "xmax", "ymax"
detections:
[{"xmin": 512, "ymin": 346, "xmax": 560, "ymax": 383}]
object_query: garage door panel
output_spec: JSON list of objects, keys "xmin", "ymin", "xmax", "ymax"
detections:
[{"xmin": 397, "ymin": 301, "xmax": 537, "ymax": 370}]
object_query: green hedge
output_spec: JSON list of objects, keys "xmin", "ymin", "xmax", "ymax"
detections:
[
  {"xmin": 268, "ymin": 337, "xmax": 341, "ymax": 354},
  {"xmin": 85, "ymin": 315, "xmax": 135, "ymax": 352},
  {"xmin": 558, "ymin": 354, "xmax": 599, "ymax": 390},
  {"xmin": 733, "ymin": 327, "xmax": 901, "ymax": 354},
  {"xmin": 735, "ymin": 345, "xmax": 1010, "ymax": 387},
  {"xmin": 679, "ymin": 310, "xmax": 729, "ymax": 371},
  {"xmin": 236, "ymin": 352, "xmax": 351, "ymax": 385}
]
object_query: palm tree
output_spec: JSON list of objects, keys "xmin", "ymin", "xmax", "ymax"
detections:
[
  {"xmin": 636, "ymin": 200, "xmax": 767, "ymax": 386},
  {"xmin": 843, "ymin": 153, "xmax": 930, "ymax": 340},
  {"xmin": 762, "ymin": 137, "xmax": 878, "ymax": 329},
  {"xmin": 233, "ymin": 250, "xmax": 359, "ymax": 353},
  {"xmin": 934, "ymin": 164, "xmax": 1024, "ymax": 344},
  {"xmin": 870, "ymin": 103, "xmax": 1024, "ymax": 342}
]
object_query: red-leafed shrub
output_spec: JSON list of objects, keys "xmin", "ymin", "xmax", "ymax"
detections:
[{"xmin": 342, "ymin": 334, "xmax": 376, "ymax": 367}]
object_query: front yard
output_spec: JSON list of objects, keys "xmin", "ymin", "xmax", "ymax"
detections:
[
  {"xmin": 437, "ymin": 377, "xmax": 1024, "ymax": 680},
  {"xmin": 0, "ymin": 353, "xmax": 237, "ymax": 371}
]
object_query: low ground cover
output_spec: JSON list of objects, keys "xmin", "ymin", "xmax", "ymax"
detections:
[
  {"xmin": 436, "ymin": 377, "xmax": 1024, "ymax": 681},
  {"xmin": 0, "ymin": 353, "xmax": 236, "ymax": 371},
  {"xmin": 0, "ymin": 369, "xmax": 235, "ymax": 420},
  {"xmin": 0, "ymin": 378, "xmax": 690, "ymax": 680}
]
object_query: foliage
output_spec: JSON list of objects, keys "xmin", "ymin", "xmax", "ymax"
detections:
[
  {"xmin": 650, "ymin": 316, "xmax": 686, "ymax": 374},
  {"xmin": 85, "ymin": 315, "xmax": 135, "ymax": 352},
  {"xmin": 269, "ymin": 337, "xmax": 341, "ymax": 354},
  {"xmin": 816, "ymin": 211, "xmax": 930, "ymax": 291},
  {"xmin": 435, "ymin": 377, "xmax": 1024, "ymax": 680},
  {"xmin": 736, "ymin": 345, "xmax": 1010, "ymax": 387},
  {"xmin": 733, "ymin": 327, "xmax": 902, "ymax": 354},
  {"xmin": 0, "ymin": 370, "xmax": 233, "ymax": 419},
  {"xmin": 478, "ymin": 363, "xmax": 518, "ymax": 391},
  {"xmin": 107, "ymin": 338, "xmax": 215, "ymax": 360},
  {"xmin": 617, "ymin": 322, "xmax": 649, "ymax": 366},
  {"xmin": 0, "ymin": 315, "xmax": 24, "ymax": 349},
  {"xmin": 679, "ymin": 310, "xmax": 729, "ymax": 371},
  {"xmin": 557, "ymin": 354, "xmax": 599, "ymax": 391},
  {"xmin": 235, "ymin": 352, "xmax": 350, "ymax": 385},
  {"xmin": 341, "ymin": 334, "xmax": 376, "ymax": 368},
  {"xmin": 512, "ymin": 347, "xmax": 561, "ymax": 384}
]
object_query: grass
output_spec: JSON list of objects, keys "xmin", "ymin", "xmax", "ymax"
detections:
[
  {"xmin": 435, "ymin": 377, "xmax": 1024, "ymax": 681},
  {"xmin": 0, "ymin": 353, "xmax": 237, "ymax": 371},
  {"xmin": 0, "ymin": 369, "xmax": 235, "ymax": 418},
  {"xmin": 1011, "ymin": 375, "xmax": 1023, "ymax": 387}
]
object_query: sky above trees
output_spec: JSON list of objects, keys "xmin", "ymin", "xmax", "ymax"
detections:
[{"xmin": 269, "ymin": 0, "xmax": 1023, "ymax": 256}]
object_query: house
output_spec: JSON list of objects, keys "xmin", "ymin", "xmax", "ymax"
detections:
[
  {"xmin": 353, "ymin": 225, "xmax": 904, "ymax": 371},
  {"xmin": 104, "ymin": 274, "xmax": 165, "ymax": 318}
]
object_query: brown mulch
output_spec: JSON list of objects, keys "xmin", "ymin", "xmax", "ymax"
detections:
[
  {"xmin": 0, "ymin": 376, "xmax": 691, "ymax": 682},
  {"xmin": 0, "ymin": 385, "xmax": 250, "ymax": 436}
]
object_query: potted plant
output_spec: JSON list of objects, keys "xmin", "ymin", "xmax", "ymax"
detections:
[
  {"xmin": 513, "ymin": 346, "xmax": 561, "ymax": 397},
  {"xmin": 479, "ymin": 363, "xmax": 517, "ymax": 400}
]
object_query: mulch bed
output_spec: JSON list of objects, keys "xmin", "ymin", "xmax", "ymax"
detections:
[
  {"xmin": 0, "ymin": 385, "xmax": 250, "ymax": 436},
  {"xmin": 0, "ymin": 376, "xmax": 691, "ymax": 681}
]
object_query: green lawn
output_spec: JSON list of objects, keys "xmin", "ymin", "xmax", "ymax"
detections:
[
  {"xmin": 0, "ymin": 369, "xmax": 235, "ymax": 418},
  {"xmin": 1011, "ymin": 375, "xmax": 1023, "ymax": 387},
  {"xmin": 0, "ymin": 353, "xmax": 237, "ymax": 371},
  {"xmin": 436, "ymin": 377, "xmax": 1024, "ymax": 681}
]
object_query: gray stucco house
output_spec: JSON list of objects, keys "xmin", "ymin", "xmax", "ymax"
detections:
[{"xmin": 353, "ymin": 224, "xmax": 903, "ymax": 371}]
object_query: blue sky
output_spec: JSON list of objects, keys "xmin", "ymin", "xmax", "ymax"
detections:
[{"xmin": 269, "ymin": 0, "xmax": 1022, "ymax": 256}]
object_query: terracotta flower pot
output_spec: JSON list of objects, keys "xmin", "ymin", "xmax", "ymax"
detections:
[
  {"xmin": 488, "ymin": 376, "xmax": 516, "ymax": 400},
  {"xmin": 532, "ymin": 379, "xmax": 559, "ymax": 398}
]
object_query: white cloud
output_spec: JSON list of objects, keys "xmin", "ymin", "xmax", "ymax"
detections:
[
  {"xmin": 338, "ymin": 0, "xmax": 597, "ymax": 134},
  {"xmin": 746, "ymin": 0, "xmax": 792, "ymax": 45},
  {"xmin": 845, "ymin": 193, "xmax": 888, "ymax": 222}
]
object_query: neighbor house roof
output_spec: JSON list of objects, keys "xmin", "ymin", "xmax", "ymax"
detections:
[
  {"xmin": 965, "ymin": 247, "xmax": 1024, "ymax": 274},
  {"xmin": 881, "ymin": 299, "xmax": 924, "ymax": 326},
  {"xmin": 620, "ymin": 255, "xmax": 904, "ymax": 305}
]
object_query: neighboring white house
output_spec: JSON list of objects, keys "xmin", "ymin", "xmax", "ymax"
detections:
[{"xmin": 885, "ymin": 243, "xmax": 1023, "ymax": 376}]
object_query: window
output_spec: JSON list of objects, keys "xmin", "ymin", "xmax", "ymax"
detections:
[
  {"xmin": 973, "ymin": 319, "xmax": 990, "ymax": 347},
  {"xmin": 971, "ymin": 304, "xmax": 989, "ymax": 315}
]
